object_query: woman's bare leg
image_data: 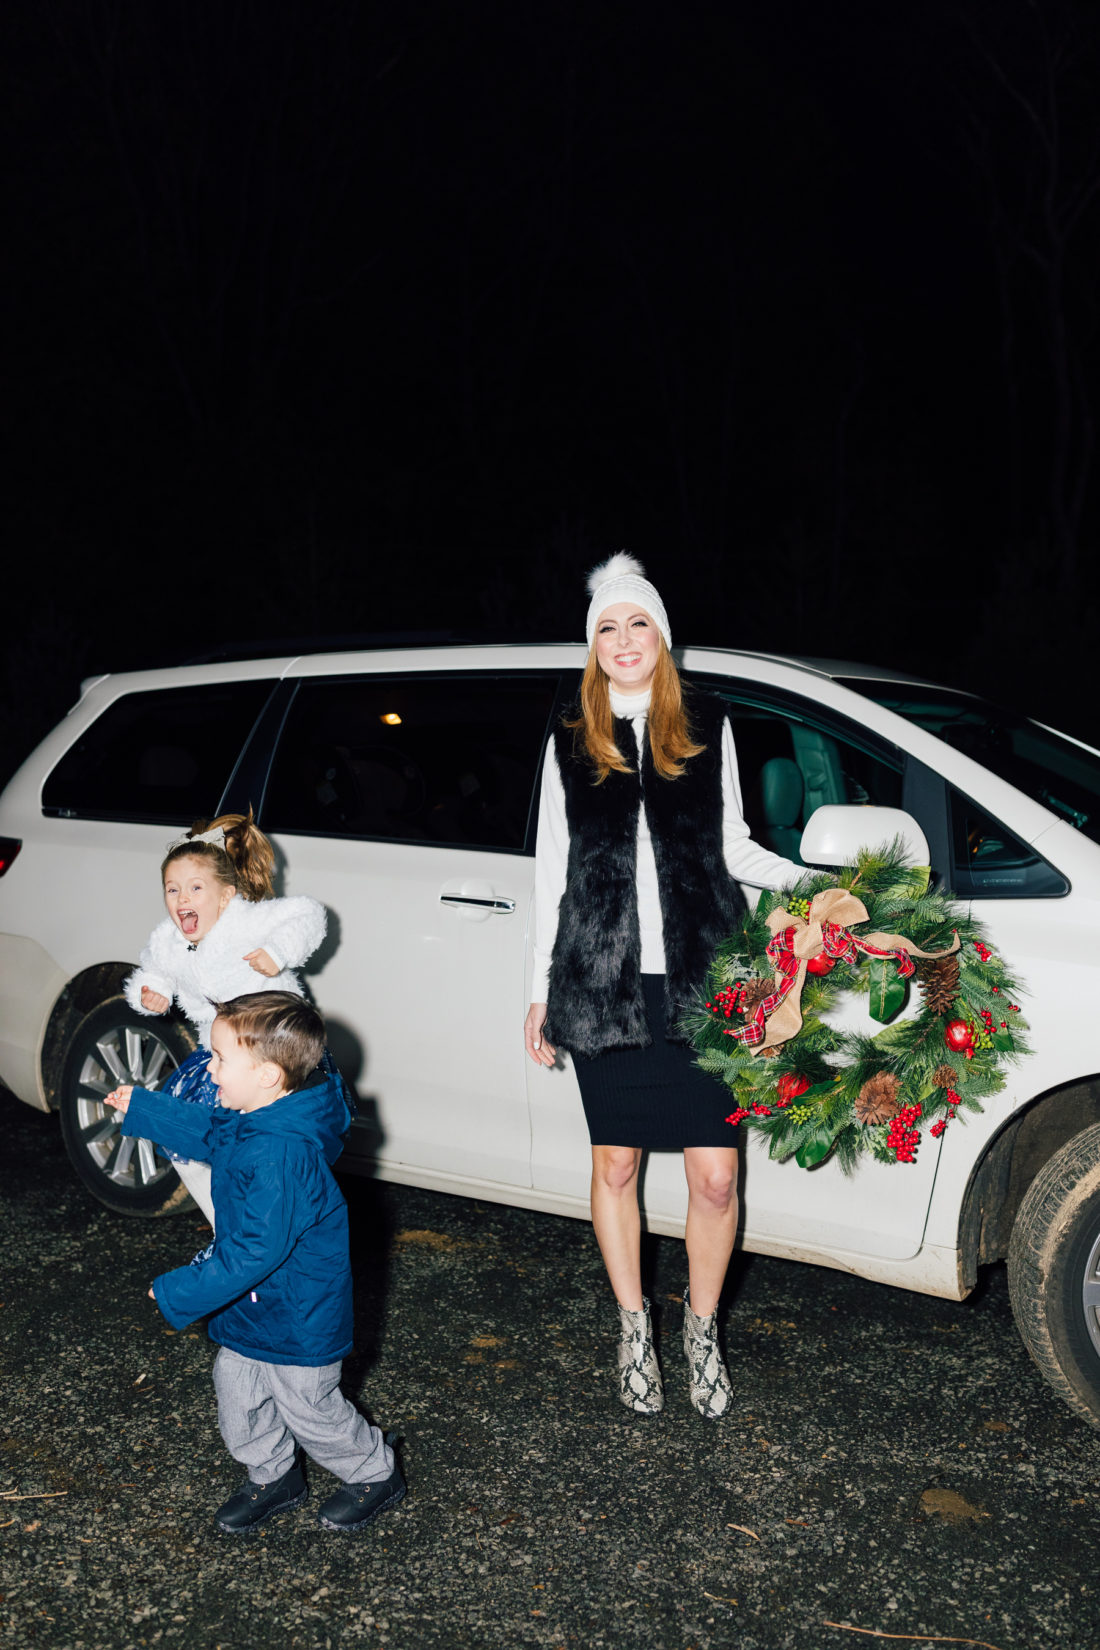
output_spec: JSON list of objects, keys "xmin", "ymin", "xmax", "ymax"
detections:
[
  {"xmin": 682, "ymin": 1146, "xmax": 739, "ymax": 1316},
  {"xmin": 590, "ymin": 1145, "xmax": 645, "ymax": 1307}
]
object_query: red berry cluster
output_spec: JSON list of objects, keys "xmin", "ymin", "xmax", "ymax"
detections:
[
  {"xmin": 725, "ymin": 1107, "xmax": 750, "ymax": 1128},
  {"xmin": 886, "ymin": 1102, "xmax": 922, "ymax": 1163},
  {"xmin": 973, "ymin": 940, "xmax": 992, "ymax": 962},
  {"xmin": 930, "ymin": 1086, "xmax": 961, "ymax": 1138},
  {"xmin": 708, "ymin": 985, "xmax": 748, "ymax": 1018}
]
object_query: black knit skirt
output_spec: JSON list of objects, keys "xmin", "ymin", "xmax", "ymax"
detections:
[{"xmin": 571, "ymin": 975, "xmax": 739, "ymax": 1150}]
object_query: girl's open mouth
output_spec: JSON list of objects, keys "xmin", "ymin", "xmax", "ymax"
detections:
[{"xmin": 177, "ymin": 909, "xmax": 199, "ymax": 937}]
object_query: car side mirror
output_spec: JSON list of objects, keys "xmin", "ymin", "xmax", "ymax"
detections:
[{"xmin": 799, "ymin": 805, "xmax": 930, "ymax": 870}]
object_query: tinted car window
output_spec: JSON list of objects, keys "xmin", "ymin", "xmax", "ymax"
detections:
[
  {"xmin": 42, "ymin": 682, "xmax": 274, "ymax": 825},
  {"xmin": 262, "ymin": 674, "xmax": 559, "ymax": 852},
  {"xmin": 949, "ymin": 787, "xmax": 1069, "ymax": 899}
]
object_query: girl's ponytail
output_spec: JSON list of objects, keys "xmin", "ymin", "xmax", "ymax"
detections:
[{"xmin": 206, "ymin": 810, "xmax": 275, "ymax": 901}]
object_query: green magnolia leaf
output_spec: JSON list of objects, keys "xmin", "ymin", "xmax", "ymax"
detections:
[
  {"xmin": 791, "ymin": 1105, "xmax": 848, "ymax": 1168},
  {"xmin": 795, "ymin": 1134, "xmax": 836, "ymax": 1169},
  {"xmin": 867, "ymin": 957, "xmax": 908, "ymax": 1023},
  {"xmin": 991, "ymin": 1028, "xmax": 1016, "ymax": 1053}
]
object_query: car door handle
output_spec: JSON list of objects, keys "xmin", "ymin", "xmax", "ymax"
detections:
[{"xmin": 439, "ymin": 893, "xmax": 516, "ymax": 914}]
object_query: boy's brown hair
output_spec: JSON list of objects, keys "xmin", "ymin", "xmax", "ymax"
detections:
[{"xmin": 214, "ymin": 992, "xmax": 325, "ymax": 1092}]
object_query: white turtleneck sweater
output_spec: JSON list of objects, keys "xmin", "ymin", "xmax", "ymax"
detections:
[{"xmin": 531, "ymin": 686, "xmax": 801, "ymax": 1003}]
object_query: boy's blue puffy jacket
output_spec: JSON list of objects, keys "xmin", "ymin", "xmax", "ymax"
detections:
[{"xmin": 122, "ymin": 1072, "xmax": 354, "ymax": 1367}]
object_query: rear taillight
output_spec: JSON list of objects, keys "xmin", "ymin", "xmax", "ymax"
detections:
[{"xmin": 0, "ymin": 838, "xmax": 22, "ymax": 876}]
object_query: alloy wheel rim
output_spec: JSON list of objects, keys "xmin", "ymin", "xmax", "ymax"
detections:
[
  {"xmin": 1081, "ymin": 1226, "xmax": 1100, "ymax": 1361},
  {"xmin": 73, "ymin": 1025, "xmax": 177, "ymax": 1191}
]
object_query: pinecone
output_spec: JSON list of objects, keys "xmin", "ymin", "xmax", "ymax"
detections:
[
  {"xmin": 931, "ymin": 1064, "xmax": 958, "ymax": 1090},
  {"xmin": 742, "ymin": 977, "xmax": 774, "ymax": 1013},
  {"xmin": 914, "ymin": 954, "xmax": 960, "ymax": 1015},
  {"xmin": 855, "ymin": 1071, "xmax": 902, "ymax": 1125}
]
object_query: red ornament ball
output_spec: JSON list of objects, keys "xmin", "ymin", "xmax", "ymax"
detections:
[
  {"xmin": 944, "ymin": 1018, "xmax": 973, "ymax": 1052},
  {"xmin": 805, "ymin": 953, "xmax": 836, "ymax": 976},
  {"xmin": 776, "ymin": 1072, "xmax": 812, "ymax": 1103}
]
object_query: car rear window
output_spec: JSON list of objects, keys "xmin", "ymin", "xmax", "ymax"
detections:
[
  {"xmin": 42, "ymin": 681, "xmax": 275, "ymax": 825},
  {"xmin": 261, "ymin": 673, "xmax": 559, "ymax": 852}
]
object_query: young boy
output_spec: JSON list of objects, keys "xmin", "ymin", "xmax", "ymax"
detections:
[{"xmin": 108, "ymin": 990, "xmax": 404, "ymax": 1536}]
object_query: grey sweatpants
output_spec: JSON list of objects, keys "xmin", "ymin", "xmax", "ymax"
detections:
[{"xmin": 213, "ymin": 1346, "xmax": 393, "ymax": 1487}]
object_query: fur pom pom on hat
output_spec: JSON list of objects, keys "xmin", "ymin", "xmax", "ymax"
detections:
[{"xmin": 584, "ymin": 552, "xmax": 671, "ymax": 649}]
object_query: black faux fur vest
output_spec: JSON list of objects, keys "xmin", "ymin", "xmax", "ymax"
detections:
[{"xmin": 544, "ymin": 690, "xmax": 747, "ymax": 1058}]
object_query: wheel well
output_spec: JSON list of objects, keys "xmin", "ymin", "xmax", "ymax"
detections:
[
  {"xmin": 958, "ymin": 1076, "xmax": 1100, "ymax": 1292},
  {"xmin": 40, "ymin": 963, "xmax": 195, "ymax": 1110}
]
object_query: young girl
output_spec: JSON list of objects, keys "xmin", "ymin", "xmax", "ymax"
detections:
[{"xmin": 124, "ymin": 811, "xmax": 328, "ymax": 1225}]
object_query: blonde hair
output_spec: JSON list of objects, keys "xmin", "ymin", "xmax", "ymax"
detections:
[
  {"xmin": 160, "ymin": 809, "xmax": 276, "ymax": 902},
  {"xmin": 565, "ymin": 639, "xmax": 705, "ymax": 783}
]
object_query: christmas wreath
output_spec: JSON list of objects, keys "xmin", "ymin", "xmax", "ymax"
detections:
[{"xmin": 684, "ymin": 841, "xmax": 1030, "ymax": 1170}]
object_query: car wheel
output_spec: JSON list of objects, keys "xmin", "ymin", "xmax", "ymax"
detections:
[
  {"xmin": 1007, "ymin": 1121, "xmax": 1100, "ymax": 1426},
  {"xmin": 58, "ymin": 998, "xmax": 197, "ymax": 1217}
]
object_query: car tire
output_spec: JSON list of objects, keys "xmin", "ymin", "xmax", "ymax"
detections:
[
  {"xmin": 1007, "ymin": 1121, "xmax": 1100, "ymax": 1426},
  {"xmin": 58, "ymin": 998, "xmax": 197, "ymax": 1217}
]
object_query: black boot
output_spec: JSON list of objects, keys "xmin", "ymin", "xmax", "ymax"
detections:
[
  {"xmin": 317, "ymin": 1433, "xmax": 406, "ymax": 1533},
  {"xmin": 214, "ymin": 1462, "xmax": 308, "ymax": 1534}
]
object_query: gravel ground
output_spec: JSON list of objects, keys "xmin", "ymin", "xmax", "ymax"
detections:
[{"xmin": 2, "ymin": 1086, "xmax": 1099, "ymax": 1650}]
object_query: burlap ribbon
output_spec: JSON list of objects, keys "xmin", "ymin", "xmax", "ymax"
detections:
[{"xmin": 731, "ymin": 886, "xmax": 960, "ymax": 1054}]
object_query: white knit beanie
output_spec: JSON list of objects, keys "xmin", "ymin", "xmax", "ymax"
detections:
[{"xmin": 584, "ymin": 552, "xmax": 671, "ymax": 649}]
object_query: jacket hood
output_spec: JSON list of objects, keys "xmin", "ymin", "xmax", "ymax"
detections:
[{"xmin": 233, "ymin": 1071, "xmax": 351, "ymax": 1165}]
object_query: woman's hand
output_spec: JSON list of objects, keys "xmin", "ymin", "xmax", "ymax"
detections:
[
  {"xmin": 140, "ymin": 985, "xmax": 170, "ymax": 1013},
  {"xmin": 106, "ymin": 1085, "xmax": 133, "ymax": 1115},
  {"xmin": 524, "ymin": 1003, "xmax": 556, "ymax": 1067},
  {"xmin": 244, "ymin": 948, "xmax": 279, "ymax": 977}
]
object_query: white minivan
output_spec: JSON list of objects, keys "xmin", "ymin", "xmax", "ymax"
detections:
[{"xmin": 2, "ymin": 642, "xmax": 1099, "ymax": 1423}]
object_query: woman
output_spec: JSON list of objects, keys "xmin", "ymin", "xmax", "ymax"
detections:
[{"xmin": 524, "ymin": 553, "xmax": 800, "ymax": 1419}]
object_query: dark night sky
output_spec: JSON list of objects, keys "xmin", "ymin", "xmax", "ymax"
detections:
[{"xmin": 5, "ymin": 0, "xmax": 1100, "ymax": 785}]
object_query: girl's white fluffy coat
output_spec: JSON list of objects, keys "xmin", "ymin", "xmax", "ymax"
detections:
[{"xmin": 124, "ymin": 894, "xmax": 327, "ymax": 1048}]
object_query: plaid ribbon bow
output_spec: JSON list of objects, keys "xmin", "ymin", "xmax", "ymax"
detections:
[{"xmin": 729, "ymin": 886, "xmax": 958, "ymax": 1054}]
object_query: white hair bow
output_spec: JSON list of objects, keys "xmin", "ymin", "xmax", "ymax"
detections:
[{"xmin": 165, "ymin": 823, "xmax": 226, "ymax": 853}]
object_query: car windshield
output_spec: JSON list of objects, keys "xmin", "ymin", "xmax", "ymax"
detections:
[{"xmin": 838, "ymin": 678, "xmax": 1100, "ymax": 847}]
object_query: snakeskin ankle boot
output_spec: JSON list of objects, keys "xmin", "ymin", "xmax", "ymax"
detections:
[
  {"xmin": 682, "ymin": 1287, "xmax": 734, "ymax": 1419},
  {"xmin": 617, "ymin": 1297, "xmax": 664, "ymax": 1415}
]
